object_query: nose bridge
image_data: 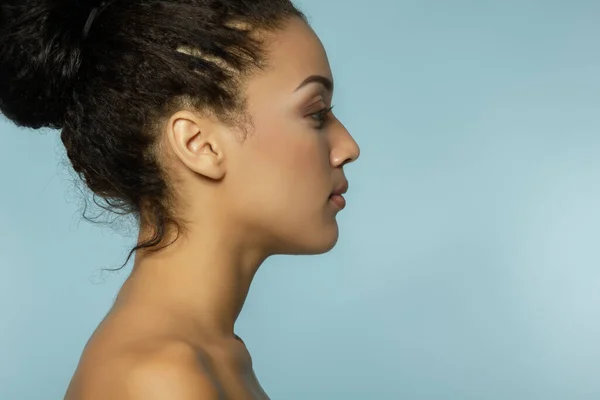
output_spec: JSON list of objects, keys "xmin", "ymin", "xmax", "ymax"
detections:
[{"xmin": 330, "ymin": 120, "xmax": 360, "ymax": 167}]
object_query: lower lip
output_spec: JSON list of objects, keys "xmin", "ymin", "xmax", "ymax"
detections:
[{"xmin": 329, "ymin": 194, "xmax": 346, "ymax": 210}]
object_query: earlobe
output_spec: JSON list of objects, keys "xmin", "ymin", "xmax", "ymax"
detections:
[{"xmin": 166, "ymin": 112, "xmax": 226, "ymax": 180}]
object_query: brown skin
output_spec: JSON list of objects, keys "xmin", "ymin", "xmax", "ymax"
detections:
[{"xmin": 64, "ymin": 17, "xmax": 360, "ymax": 400}]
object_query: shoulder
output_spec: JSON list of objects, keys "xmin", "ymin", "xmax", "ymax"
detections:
[
  {"xmin": 123, "ymin": 342, "xmax": 219, "ymax": 400},
  {"xmin": 123, "ymin": 340, "xmax": 222, "ymax": 400},
  {"xmin": 77, "ymin": 339, "xmax": 223, "ymax": 400}
]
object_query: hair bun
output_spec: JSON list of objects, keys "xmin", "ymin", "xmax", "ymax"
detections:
[{"xmin": 0, "ymin": 1, "xmax": 92, "ymax": 130}]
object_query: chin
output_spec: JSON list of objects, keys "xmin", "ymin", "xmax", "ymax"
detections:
[
  {"xmin": 273, "ymin": 213, "xmax": 341, "ymax": 255},
  {"xmin": 313, "ymin": 235, "xmax": 339, "ymax": 254},
  {"xmin": 295, "ymin": 223, "xmax": 340, "ymax": 255}
]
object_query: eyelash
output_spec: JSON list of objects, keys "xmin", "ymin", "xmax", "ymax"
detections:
[{"xmin": 310, "ymin": 105, "xmax": 335, "ymax": 129}]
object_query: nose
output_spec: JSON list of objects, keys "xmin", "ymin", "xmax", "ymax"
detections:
[{"xmin": 330, "ymin": 120, "xmax": 360, "ymax": 168}]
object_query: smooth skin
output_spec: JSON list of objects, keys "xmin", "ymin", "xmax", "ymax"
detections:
[{"xmin": 64, "ymin": 16, "xmax": 360, "ymax": 400}]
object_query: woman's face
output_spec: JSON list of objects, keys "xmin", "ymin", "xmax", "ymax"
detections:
[{"xmin": 222, "ymin": 17, "xmax": 360, "ymax": 255}]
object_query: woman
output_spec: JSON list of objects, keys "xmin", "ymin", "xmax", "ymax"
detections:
[{"xmin": 0, "ymin": 0, "xmax": 360, "ymax": 398}]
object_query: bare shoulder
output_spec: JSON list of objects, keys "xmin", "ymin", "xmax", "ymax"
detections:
[
  {"xmin": 69, "ymin": 340, "xmax": 222, "ymax": 400},
  {"xmin": 122, "ymin": 340, "xmax": 222, "ymax": 400}
]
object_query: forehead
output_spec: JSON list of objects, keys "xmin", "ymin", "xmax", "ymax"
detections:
[{"xmin": 258, "ymin": 18, "xmax": 333, "ymax": 92}]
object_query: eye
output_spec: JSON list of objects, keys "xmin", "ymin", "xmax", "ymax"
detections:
[{"xmin": 309, "ymin": 105, "xmax": 335, "ymax": 129}]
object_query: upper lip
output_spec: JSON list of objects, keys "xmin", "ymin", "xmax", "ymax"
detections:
[{"xmin": 331, "ymin": 180, "xmax": 349, "ymax": 196}]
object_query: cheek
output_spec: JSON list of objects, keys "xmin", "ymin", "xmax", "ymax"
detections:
[
  {"xmin": 230, "ymin": 118, "xmax": 330, "ymax": 215},
  {"xmin": 226, "ymin": 118, "xmax": 338, "ymax": 253},
  {"xmin": 253, "ymin": 131, "xmax": 337, "ymax": 251},
  {"xmin": 261, "ymin": 121, "xmax": 330, "ymax": 197}
]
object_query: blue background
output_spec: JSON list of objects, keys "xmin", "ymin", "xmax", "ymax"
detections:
[{"xmin": 2, "ymin": 1, "xmax": 600, "ymax": 398}]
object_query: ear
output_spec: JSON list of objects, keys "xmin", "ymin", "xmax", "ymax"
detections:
[{"xmin": 165, "ymin": 111, "xmax": 226, "ymax": 180}]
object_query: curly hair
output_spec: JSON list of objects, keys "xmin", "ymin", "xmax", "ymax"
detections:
[{"xmin": 0, "ymin": 0, "xmax": 307, "ymax": 271}]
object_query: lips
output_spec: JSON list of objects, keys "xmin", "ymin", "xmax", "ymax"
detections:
[
  {"xmin": 329, "ymin": 180, "xmax": 349, "ymax": 210},
  {"xmin": 329, "ymin": 193, "xmax": 346, "ymax": 209},
  {"xmin": 331, "ymin": 180, "xmax": 349, "ymax": 197}
]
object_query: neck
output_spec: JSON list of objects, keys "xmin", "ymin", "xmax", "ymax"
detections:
[{"xmin": 115, "ymin": 220, "xmax": 269, "ymax": 342}]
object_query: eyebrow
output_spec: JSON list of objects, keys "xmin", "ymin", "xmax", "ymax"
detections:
[{"xmin": 294, "ymin": 75, "xmax": 334, "ymax": 93}]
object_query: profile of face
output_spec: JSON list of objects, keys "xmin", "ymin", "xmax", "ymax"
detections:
[{"xmin": 167, "ymin": 17, "xmax": 360, "ymax": 256}]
